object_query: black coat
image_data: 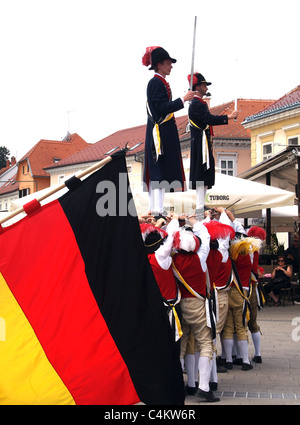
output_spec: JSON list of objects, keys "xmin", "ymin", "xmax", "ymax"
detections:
[
  {"xmin": 143, "ymin": 75, "xmax": 185, "ymax": 192},
  {"xmin": 188, "ymin": 97, "xmax": 228, "ymax": 189}
]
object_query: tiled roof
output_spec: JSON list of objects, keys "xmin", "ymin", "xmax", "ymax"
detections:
[
  {"xmin": 44, "ymin": 124, "xmax": 147, "ymax": 170},
  {"xmin": 243, "ymin": 86, "xmax": 300, "ymax": 124},
  {"xmin": 19, "ymin": 133, "xmax": 89, "ymax": 177},
  {"xmin": 0, "ymin": 174, "xmax": 19, "ymax": 195},
  {"xmin": 44, "ymin": 99, "xmax": 275, "ymax": 170}
]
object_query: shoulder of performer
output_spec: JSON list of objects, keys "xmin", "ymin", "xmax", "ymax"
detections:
[
  {"xmin": 148, "ymin": 75, "xmax": 166, "ymax": 86},
  {"xmin": 147, "ymin": 76, "xmax": 168, "ymax": 96},
  {"xmin": 189, "ymin": 96, "xmax": 208, "ymax": 110}
]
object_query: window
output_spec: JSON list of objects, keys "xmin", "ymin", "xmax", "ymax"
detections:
[
  {"xmin": 217, "ymin": 154, "xmax": 237, "ymax": 176},
  {"xmin": 19, "ymin": 188, "xmax": 30, "ymax": 198},
  {"xmin": 262, "ymin": 143, "xmax": 272, "ymax": 161},
  {"xmin": 220, "ymin": 159, "xmax": 234, "ymax": 176},
  {"xmin": 288, "ymin": 136, "xmax": 299, "ymax": 146}
]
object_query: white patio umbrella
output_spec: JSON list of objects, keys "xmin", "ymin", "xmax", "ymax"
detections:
[
  {"xmin": 132, "ymin": 173, "xmax": 295, "ymax": 217},
  {"xmin": 205, "ymin": 173, "xmax": 295, "ymax": 215}
]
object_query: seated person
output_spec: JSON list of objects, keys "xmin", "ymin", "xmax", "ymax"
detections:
[
  {"xmin": 284, "ymin": 234, "xmax": 299, "ymax": 276},
  {"xmin": 264, "ymin": 255, "xmax": 293, "ymax": 306}
]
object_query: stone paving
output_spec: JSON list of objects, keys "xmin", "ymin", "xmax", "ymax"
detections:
[{"xmin": 185, "ymin": 302, "xmax": 300, "ymax": 405}]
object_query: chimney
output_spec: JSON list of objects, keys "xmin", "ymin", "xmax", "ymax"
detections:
[{"xmin": 11, "ymin": 156, "xmax": 16, "ymax": 165}]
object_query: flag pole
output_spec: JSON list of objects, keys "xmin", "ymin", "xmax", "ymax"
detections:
[
  {"xmin": 189, "ymin": 16, "xmax": 197, "ymax": 92},
  {"xmin": 0, "ymin": 155, "xmax": 114, "ymax": 225}
]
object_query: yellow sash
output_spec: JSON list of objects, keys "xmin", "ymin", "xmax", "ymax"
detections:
[
  {"xmin": 153, "ymin": 114, "xmax": 174, "ymax": 161},
  {"xmin": 163, "ymin": 286, "xmax": 182, "ymax": 341},
  {"xmin": 189, "ymin": 119, "xmax": 210, "ymax": 168},
  {"xmin": 147, "ymin": 102, "xmax": 174, "ymax": 161}
]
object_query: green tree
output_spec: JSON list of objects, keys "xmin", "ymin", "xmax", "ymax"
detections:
[{"xmin": 0, "ymin": 146, "xmax": 11, "ymax": 169}]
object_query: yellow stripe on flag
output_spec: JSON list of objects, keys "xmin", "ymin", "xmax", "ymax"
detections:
[{"xmin": 0, "ymin": 273, "xmax": 75, "ymax": 405}]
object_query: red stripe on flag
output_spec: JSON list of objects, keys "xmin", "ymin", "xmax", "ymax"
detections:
[{"xmin": 0, "ymin": 200, "xmax": 139, "ymax": 405}]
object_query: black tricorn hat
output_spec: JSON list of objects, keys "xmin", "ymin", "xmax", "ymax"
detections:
[{"xmin": 149, "ymin": 47, "xmax": 177, "ymax": 70}]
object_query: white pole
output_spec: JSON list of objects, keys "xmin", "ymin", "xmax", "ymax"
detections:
[{"xmin": 189, "ymin": 16, "xmax": 197, "ymax": 92}]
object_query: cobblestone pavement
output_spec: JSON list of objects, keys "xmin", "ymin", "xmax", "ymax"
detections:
[{"xmin": 184, "ymin": 302, "xmax": 300, "ymax": 405}]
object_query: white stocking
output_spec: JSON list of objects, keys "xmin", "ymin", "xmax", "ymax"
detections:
[
  {"xmin": 251, "ymin": 332, "xmax": 261, "ymax": 357},
  {"xmin": 185, "ymin": 354, "xmax": 196, "ymax": 387},
  {"xmin": 196, "ymin": 186, "xmax": 208, "ymax": 210},
  {"xmin": 210, "ymin": 351, "xmax": 218, "ymax": 383},
  {"xmin": 149, "ymin": 186, "xmax": 165, "ymax": 214},
  {"xmin": 198, "ymin": 356, "xmax": 212, "ymax": 392},
  {"xmin": 194, "ymin": 351, "xmax": 200, "ymax": 383},
  {"xmin": 237, "ymin": 339, "xmax": 250, "ymax": 364},
  {"xmin": 222, "ymin": 338, "xmax": 233, "ymax": 362}
]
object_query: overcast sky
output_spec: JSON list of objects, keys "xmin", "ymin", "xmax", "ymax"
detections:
[{"xmin": 0, "ymin": 0, "xmax": 299, "ymax": 160}]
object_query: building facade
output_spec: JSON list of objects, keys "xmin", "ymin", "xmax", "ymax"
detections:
[{"xmin": 242, "ymin": 86, "xmax": 300, "ymax": 169}]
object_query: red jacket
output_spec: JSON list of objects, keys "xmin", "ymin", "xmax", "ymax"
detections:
[
  {"xmin": 148, "ymin": 253, "xmax": 178, "ymax": 301},
  {"xmin": 172, "ymin": 251, "xmax": 206, "ymax": 299}
]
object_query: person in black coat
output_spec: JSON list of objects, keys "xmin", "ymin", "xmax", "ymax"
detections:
[
  {"xmin": 142, "ymin": 47, "xmax": 195, "ymax": 215},
  {"xmin": 187, "ymin": 73, "xmax": 238, "ymax": 214}
]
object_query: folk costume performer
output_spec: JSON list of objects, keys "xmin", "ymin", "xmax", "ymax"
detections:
[
  {"xmin": 187, "ymin": 73, "xmax": 238, "ymax": 214},
  {"xmin": 142, "ymin": 46, "xmax": 195, "ymax": 215}
]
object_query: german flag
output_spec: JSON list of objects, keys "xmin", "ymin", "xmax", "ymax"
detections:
[{"xmin": 0, "ymin": 151, "xmax": 184, "ymax": 405}]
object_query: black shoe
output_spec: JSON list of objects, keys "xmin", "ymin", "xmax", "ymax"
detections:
[
  {"xmin": 209, "ymin": 382, "xmax": 218, "ymax": 391},
  {"xmin": 233, "ymin": 357, "xmax": 243, "ymax": 365},
  {"xmin": 217, "ymin": 366, "xmax": 228, "ymax": 373},
  {"xmin": 225, "ymin": 362, "xmax": 233, "ymax": 369},
  {"xmin": 185, "ymin": 385, "xmax": 197, "ymax": 396},
  {"xmin": 242, "ymin": 362, "xmax": 253, "ymax": 371},
  {"xmin": 196, "ymin": 388, "xmax": 220, "ymax": 402},
  {"xmin": 216, "ymin": 356, "xmax": 226, "ymax": 366},
  {"xmin": 252, "ymin": 355, "xmax": 262, "ymax": 363}
]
